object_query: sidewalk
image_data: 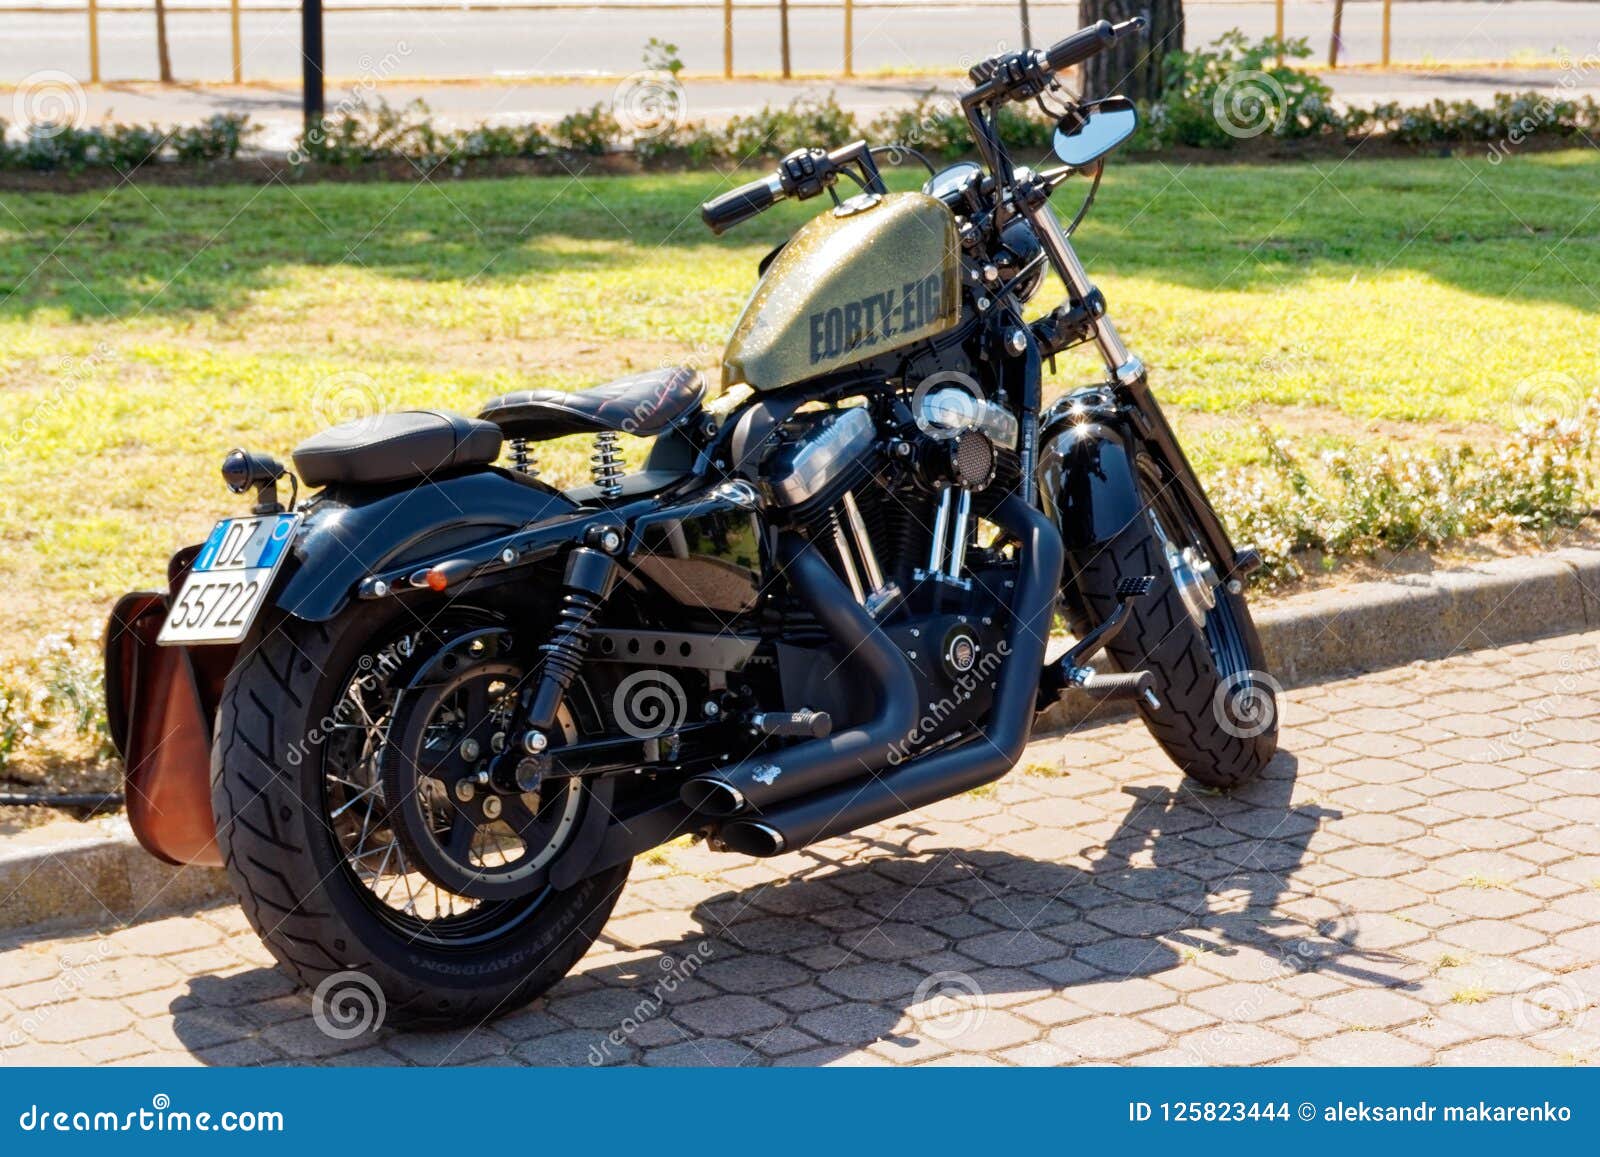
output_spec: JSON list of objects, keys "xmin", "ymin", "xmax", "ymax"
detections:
[{"xmin": 4, "ymin": 627, "xmax": 1598, "ymax": 1066}]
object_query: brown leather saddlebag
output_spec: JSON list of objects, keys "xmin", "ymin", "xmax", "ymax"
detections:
[{"xmin": 104, "ymin": 548, "xmax": 240, "ymax": 868}]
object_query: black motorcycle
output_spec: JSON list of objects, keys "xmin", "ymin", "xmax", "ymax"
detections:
[{"xmin": 106, "ymin": 18, "xmax": 1276, "ymax": 1027}]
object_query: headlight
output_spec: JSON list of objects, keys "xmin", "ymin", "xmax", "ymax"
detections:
[{"xmin": 997, "ymin": 218, "xmax": 1046, "ymax": 304}]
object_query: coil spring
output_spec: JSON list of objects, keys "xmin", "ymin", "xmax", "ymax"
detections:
[
  {"xmin": 538, "ymin": 588, "xmax": 602, "ymax": 693},
  {"xmin": 591, "ymin": 430, "xmax": 624, "ymax": 499},
  {"xmin": 510, "ymin": 437, "xmax": 538, "ymax": 476}
]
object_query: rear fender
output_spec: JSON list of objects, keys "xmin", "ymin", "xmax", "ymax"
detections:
[
  {"xmin": 272, "ymin": 468, "xmax": 578, "ymax": 622},
  {"xmin": 103, "ymin": 468, "xmax": 577, "ymax": 866}
]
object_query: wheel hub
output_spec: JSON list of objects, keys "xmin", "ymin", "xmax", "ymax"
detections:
[
  {"xmin": 1164, "ymin": 540, "xmax": 1218, "ymax": 630},
  {"xmin": 379, "ymin": 655, "xmax": 582, "ymax": 901}
]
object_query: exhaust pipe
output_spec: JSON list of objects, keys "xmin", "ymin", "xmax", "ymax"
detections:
[
  {"xmin": 678, "ymin": 534, "xmax": 920, "ymax": 817},
  {"xmin": 716, "ymin": 495, "xmax": 1062, "ymax": 856}
]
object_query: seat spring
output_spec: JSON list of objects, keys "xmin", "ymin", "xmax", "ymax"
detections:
[
  {"xmin": 510, "ymin": 437, "xmax": 538, "ymax": 476},
  {"xmin": 591, "ymin": 430, "xmax": 624, "ymax": 499}
]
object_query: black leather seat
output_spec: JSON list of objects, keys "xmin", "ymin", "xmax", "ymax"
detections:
[
  {"xmin": 479, "ymin": 366, "xmax": 705, "ymax": 441},
  {"xmin": 293, "ymin": 410, "xmax": 502, "ymax": 487}
]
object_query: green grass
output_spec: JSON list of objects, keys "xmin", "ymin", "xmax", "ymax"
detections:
[{"xmin": 1, "ymin": 151, "xmax": 1598, "ymax": 651}]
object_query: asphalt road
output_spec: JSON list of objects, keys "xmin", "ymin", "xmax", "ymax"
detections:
[{"xmin": 3, "ymin": 1, "xmax": 1597, "ymax": 85}]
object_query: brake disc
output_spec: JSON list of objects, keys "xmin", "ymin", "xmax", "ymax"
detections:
[{"xmin": 378, "ymin": 651, "xmax": 583, "ymax": 902}]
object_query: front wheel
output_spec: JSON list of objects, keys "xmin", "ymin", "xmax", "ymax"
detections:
[
  {"xmin": 1069, "ymin": 456, "xmax": 1278, "ymax": 789},
  {"xmin": 211, "ymin": 599, "xmax": 629, "ymax": 1029}
]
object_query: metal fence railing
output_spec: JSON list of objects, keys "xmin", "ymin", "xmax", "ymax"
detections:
[{"xmin": 0, "ymin": 1, "xmax": 1556, "ymax": 87}]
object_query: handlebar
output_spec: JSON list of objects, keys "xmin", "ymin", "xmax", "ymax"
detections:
[
  {"xmin": 1043, "ymin": 19, "xmax": 1120, "ymax": 71},
  {"xmin": 699, "ymin": 18, "xmax": 1145, "ymax": 234},
  {"xmin": 701, "ymin": 174, "xmax": 784, "ymax": 235},
  {"xmin": 700, "ymin": 140, "xmax": 878, "ymax": 235}
]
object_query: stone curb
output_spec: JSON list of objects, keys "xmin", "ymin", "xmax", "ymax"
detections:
[
  {"xmin": 0, "ymin": 815, "xmax": 229, "ymax": 937},
  {"xmin": 6, "ymin": 547, "xmax": 1600, "ymax": 938},
  {"xmin": 1031, "ymin": 546, "xmax": 1600, "ymax": 734}
]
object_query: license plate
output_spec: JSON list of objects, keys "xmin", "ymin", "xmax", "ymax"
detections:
[{"xmin": 158, "ymin": 512, "xmax": 301, "ymax": 646}]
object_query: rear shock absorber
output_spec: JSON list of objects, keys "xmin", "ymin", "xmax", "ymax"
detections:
[{"xmin": 523, "ymin": 547, "xmax": 617, "ymax": 740}]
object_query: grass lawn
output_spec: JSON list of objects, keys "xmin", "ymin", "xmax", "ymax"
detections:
[{"xmin": 1, "ymin": 150, "xmax": 1597, "ymax": 669}]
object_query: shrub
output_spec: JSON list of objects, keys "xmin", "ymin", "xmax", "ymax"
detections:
[
  {"xmin": 725, "ymin": 96, "xmax": 860, "ymax": 160},
  {"xmin": 1209, "ymin": 410, "xmax": 1596, "ymax": 583},
  {"xmin": 0, "ymin": 669, "xmax": 49, "ymax": 773},
  {"xmin": 170, "ymin": 113, "xmax": 252, "ymax": 163},
  {"xmin": 868, "ymin": 93, "xmax": 973, "ymax": 160},
  {"xmin": 1146, "ymin": 32, "xmax": 1340, "ymax": 148},
  {"xmin": 553, "ymin": 103, "xmax": 622, "ymax": 156}
]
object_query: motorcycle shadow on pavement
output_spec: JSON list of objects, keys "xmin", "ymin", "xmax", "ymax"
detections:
[
  {"xmin": 649, "ymin": 750, "xmax": 1425, "ymax": 1064},
  {"xmin": 167, "ymin": 748, "xmax": 1423, "ymax": 1064}
]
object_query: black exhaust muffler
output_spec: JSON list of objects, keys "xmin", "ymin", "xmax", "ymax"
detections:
[
  {"xmin": 716, "ymin": 495, "xmax": 1062, "ymax": 856},
  {"xmin": 678, "ymin": 534, "xmax": 920, "ymax": 817}
]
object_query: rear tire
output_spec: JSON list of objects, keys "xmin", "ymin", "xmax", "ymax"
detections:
[
  {"xmin": 211, "ymin": 600, "xmax": 629, "ymax": 1029},
  {"xmin": 1069, "ymin": 457, "xmax": 1278, "ymax": 790}
]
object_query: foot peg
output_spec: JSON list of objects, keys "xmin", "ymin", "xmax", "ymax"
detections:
[
  {"xmin": 750, "ymin": 709, "xmax": 833, "ymax": 739},
  {"xmin": 1070, "ymin": 668, "xmax": 1160, "ymax": 708},
  {"xmin": 1039, "ymin": 574, "xmax": 1160, "ymax": 707}
]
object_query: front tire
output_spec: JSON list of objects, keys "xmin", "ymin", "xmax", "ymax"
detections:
[
  {"xmin": 211, "ymin": 600, "xmax": 629, "ymax": 1029},
  {"xmin": 1069, "ymin": 456, "xmax": 1278, "ymax": 789}
]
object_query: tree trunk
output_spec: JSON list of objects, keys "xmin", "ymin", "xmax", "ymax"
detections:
[
  {"xmin": 1077, "ymin": 0, "xmax": 1184, "ymax": 103},
  {"xmin": 154, "ymin": 0, "xmax": 173, "ymax": 83}
]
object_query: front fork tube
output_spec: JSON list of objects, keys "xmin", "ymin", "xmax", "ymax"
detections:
[{"xmin": 1022, "ymin": 197, "xmax": 1242, "ymax": 578}]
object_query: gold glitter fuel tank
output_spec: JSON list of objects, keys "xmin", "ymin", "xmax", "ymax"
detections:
[{"xmin": 721, "ymin": 191, "xmax": 962, "ymax": 391}]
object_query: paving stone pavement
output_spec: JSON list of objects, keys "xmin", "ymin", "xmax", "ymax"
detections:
[{"xmin": 5, "ymin": 630, "xmax": 1600, "ymax": 1067}]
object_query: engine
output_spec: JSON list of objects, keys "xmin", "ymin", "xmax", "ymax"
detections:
[{"xmin": 759, "ymin": 390, "xmax": 1023, "ymax": 751}]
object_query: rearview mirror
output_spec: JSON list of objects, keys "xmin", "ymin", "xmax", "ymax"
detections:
[{"xmin": 1052, "ymin": 97, "xmax": 1139, "ymax": 167}]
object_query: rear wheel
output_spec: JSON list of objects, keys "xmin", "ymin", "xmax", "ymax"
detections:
[
  {"xmin": 1069, "ymin": 456, "xmax": 1278, "ymax": 789},
  {"xmin": 211, "ymin": 599, "xmax": 629, "ymax": 1029}
]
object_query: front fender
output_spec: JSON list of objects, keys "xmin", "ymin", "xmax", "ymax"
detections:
[
  {"xmin": 274, "ymin": 469, "xmax": 578, "ymax": 622},
  {"xmin": 1035, "ymin": 415, "xmax": 1143, "ymax": 553}
]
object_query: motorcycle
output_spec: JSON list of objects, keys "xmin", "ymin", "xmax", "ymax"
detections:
[{"xmin": 104, "ymin": 18, "xmax": 1276, "ymax": 1027}]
